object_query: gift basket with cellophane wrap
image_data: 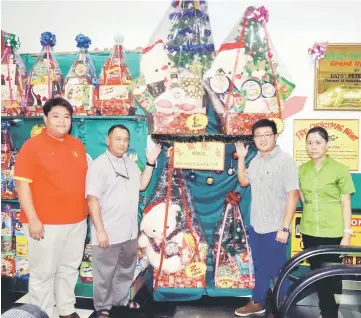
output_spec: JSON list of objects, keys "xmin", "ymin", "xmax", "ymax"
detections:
[
  {"xmin": 95, "ymin": 35, "xmax": 136, "ymax": 116},
  {"xmin": 138, "ymin": 149, "xmax": 208, "ymax": 289},
  {"xmin": 64, "ymin": 34, "xmax": 98, "ymax": 116},
  {"xmin": 1, "ymin": 32, "xmax": 27, "ymax": 116},
  {"xmin": 203, "ymin": 6, "xmax": 295, "ymax": 135},
  {"xmin": 22, "ymin": 32, "xmax": 63, "ymax": 116},
  {"xmin": 212, "ymin": 191, "xmax": 254, "ymax": 289},
  {"xmin": 130, "ymin": 0, "xmax": 216, "ymax": 134}
]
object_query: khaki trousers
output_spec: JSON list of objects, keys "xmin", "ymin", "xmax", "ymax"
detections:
[{"xmin": 24, "ymin": 219, "xmax": 87, "ymax": 317}]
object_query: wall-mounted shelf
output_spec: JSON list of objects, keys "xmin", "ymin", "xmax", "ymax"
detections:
[{"xmin": 2, "ymin": 200, "xmax": 19, "ymax": 204}]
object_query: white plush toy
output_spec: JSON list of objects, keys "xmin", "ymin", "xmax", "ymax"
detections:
[
  {"xmin": 141, "ymin": 40, "xmax": 174, "ymax": 85},
  {"xmin": 205, "ymin": 41, "xmax": 250, "ymax": 90},
  {"xmin": 138, "ymin": 201, "xmax": 184, "ymax": 274}
]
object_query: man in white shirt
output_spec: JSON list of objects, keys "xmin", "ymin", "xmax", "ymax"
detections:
[{"xmin": 86, "ymin": 124, "xmax": 161, "ymax": 318}]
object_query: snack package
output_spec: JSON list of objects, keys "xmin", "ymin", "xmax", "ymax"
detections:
[
  {"xmin": 1, "ymin": 32, "xmax": 27, "ymax": 116},
  {"xmin": 13, "ymin": 210, "xmax": 24, "ymax": 236},
  {"xmin": 15, "ymin": 257, "xmax": 29, "ymax": 278},
  {"xmin": 203, "ymin": 6, "xmax": 295, "ymax": 135},
  {"xmin": 79, "ymin": 243, "xmax": 92, "ymax": 283},
  {"xmin": 1, "ymin": 121, "xmax": 18, "ymax": 200},
  {"xmin": 132, "ymin": 248, "xmax": 148, "ymax": 282},
  {"xmin": 64, "ymin": 34, "xmax": 98, "ymax": 116},
  {"xmin": 1, "ymin": 205, "xmax": 13, "ymax": 236},
  {"xmin": 212, "ymin": 192, "xmax": 254, "ymax": 288},
  {"xmin": 95, "ymin": 35, "xmax": 136, "ymax": 115},
  {"xmin": 22, "ymin": 32, "xmax": 63, "ymax": 116},
  {"xmin": 16, "ymin": 236, "xmax": 28, "ymax": 258},
  {"xmin": 138, "ymin": 155, "xmax": 208, "ymax": 289},
  {"xmin": 1, "ymin": 256, "xmax": 15, "ymax": 277},
  {"xmin": 1, "ymin": 236, "xmax": 14, "ymax": 256},
  {"xmin": 130, "ymin": 0, "xmax": 216, "ymax": 134}
]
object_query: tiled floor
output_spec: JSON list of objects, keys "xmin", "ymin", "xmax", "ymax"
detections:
[{"xmin": 3, "ymin": 289, "xmax": 361, "ymax": 318}]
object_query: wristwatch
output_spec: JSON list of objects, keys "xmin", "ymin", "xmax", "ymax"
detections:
[
  {"xmin": 146, "ymin": 161, "xmax": 156, "ymax": 167},
  {"xmin": 282, "ymin": 227, "xmax": 290, "ymax": 233},
  {"xmin": 344, "ymin": 229, "xmax": 353, "ymax": 235}
]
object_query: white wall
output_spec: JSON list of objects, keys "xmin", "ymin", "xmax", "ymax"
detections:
[{"xmin": 2, "ymin": 0, "xmax": 361, "ymax": 171}]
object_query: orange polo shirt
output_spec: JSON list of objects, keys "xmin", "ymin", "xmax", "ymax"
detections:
[{"xmin": 14, "ymin": 129, "xmax": 88, "ymax": 224}]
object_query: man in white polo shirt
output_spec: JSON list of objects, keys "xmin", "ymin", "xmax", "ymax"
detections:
[{"xmin": 86, "ymin": 124, "xmax": 161, "ymax": 318}]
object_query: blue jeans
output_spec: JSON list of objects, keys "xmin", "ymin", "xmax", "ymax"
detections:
[{"xmin": 249, "ymin": 226, "xmax": 288, "ymax": 305}]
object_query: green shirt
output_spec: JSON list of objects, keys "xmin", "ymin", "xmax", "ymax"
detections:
[{"xmin": 299, "ymin": 156, "xmax": 355, "ymax": 238}]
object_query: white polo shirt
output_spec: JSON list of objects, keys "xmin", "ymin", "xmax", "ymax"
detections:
[{"xmin": 86, "ymin": 150, "xmax": 141, "ymax": 246}]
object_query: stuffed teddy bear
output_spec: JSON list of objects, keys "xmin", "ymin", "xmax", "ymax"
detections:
[{"xmin": 138, "ymin": 201, "xmax": 184, "ymax": 274}]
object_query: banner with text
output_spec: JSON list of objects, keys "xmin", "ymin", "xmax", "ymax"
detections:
[
  {"xmin": 294, "ymin": 119, "xmax": 359, "ymax": 170},
  {"xmin": 174, "ymin": 142, "xmax": 225, "ymax": 171}
]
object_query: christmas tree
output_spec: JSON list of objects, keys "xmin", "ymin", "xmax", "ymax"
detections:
[
  {"xmin": 235, "ymin": 6, "xmax": 269, "ymax": 64},
  {"xmin": 166, "ymin": 0, "xmax": 215, "ymax": 71}
]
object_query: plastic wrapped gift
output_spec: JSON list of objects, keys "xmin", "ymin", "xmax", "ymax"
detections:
[
  {"xmin": 138, "ymin": 150, "xmax": 208, "ymax": 289},
  {"xmin": 203, "ymin": 6, "xmax": 295, "ymax": 135},
  {"xmin": 130, "ymin": 0, "xmax": 216, "ymax": 134},
  {"xmin": 95, "ymin": 35, "xmax": 136, "ymax": 116},
  {"xmin": 212, "ymin": 192, "xmax": 254, "ymax": 289},
  {"xmin": 1, "ymin": 121, "xmax": 17, "ymax": 200},
  {"xmin": 22, "ymin": 32, "xmax": 63, "ymax": 116},
  {"xmin": 1, "ymin": 32, "xmax": 27, "ymax": 116},
  {"xmin": 64, "ymin": 34, "xmax": 98, "ymax": 116}
]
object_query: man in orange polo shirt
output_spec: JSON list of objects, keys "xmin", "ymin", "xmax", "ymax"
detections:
[{"xmin": 14, "ymin": 97, "xmax": 88, "ymax": 318}]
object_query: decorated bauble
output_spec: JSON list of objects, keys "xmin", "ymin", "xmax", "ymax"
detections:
[
  {"xmin": 227, "ymin": 167, "xmax": 236, "ymax": 176},
  {"xmin": 232, "ymin": 151, "xmax": 238, "ymax": 160},
  {"xmin": 206, "ymin": 176, "xmax": 215, "ymax": 185},
  {"xmin": 215, "ymin": 170, "xmax": 223, "ymax": 174},
  {"xmin": 188, "ymin": 172, "xmax": 197, "ymax": 182}
]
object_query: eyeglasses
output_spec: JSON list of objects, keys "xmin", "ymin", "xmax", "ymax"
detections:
[
  {"xmin": 253, "ymin": 133, "xmax": 274, "ymax": 140},
  {"xmin": 106, "ymin": 154, "xmax": 129, "ymax": 180}
]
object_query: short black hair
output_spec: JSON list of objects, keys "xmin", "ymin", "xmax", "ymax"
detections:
[
  {"xmin": 43, "ymin": 97, "xmax": 73, "ymax": 116},
  {"xmin": 252, "ymin": 119, "xmax": 277, "ymax": 136},
  {"xmin": 108, "ymin": 124, "xmax": 130, "ymax": 137},
  {"xmin": 306, "ymin": 126, "xmax": 328, "ymax": 142}
]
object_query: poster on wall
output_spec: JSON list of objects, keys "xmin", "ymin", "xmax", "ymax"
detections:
[
  {"xmin": 290, "ymin": 212, "xmax": 361, "ymax": 266},
  {"xmin": 294, "ymin": 119, "xmax": 359, "ymax": 171},
  {"xmin": 315, "ymin": 43, "xmax": 361, "ymax": 111}
]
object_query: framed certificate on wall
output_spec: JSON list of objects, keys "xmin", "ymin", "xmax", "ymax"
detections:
[{"xmin": 314, "ymin": 43, "xmax": 361, "ymax": 111}]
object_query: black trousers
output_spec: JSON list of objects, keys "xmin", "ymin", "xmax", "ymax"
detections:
[{"xmin": 302, "ymin": 234, "xmax": 343, "ymax": 318}]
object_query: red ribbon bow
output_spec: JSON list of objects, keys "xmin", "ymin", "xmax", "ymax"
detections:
[{"xmin": 225, "ymin": 191, "xmax": 241, "ymax": 206}]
